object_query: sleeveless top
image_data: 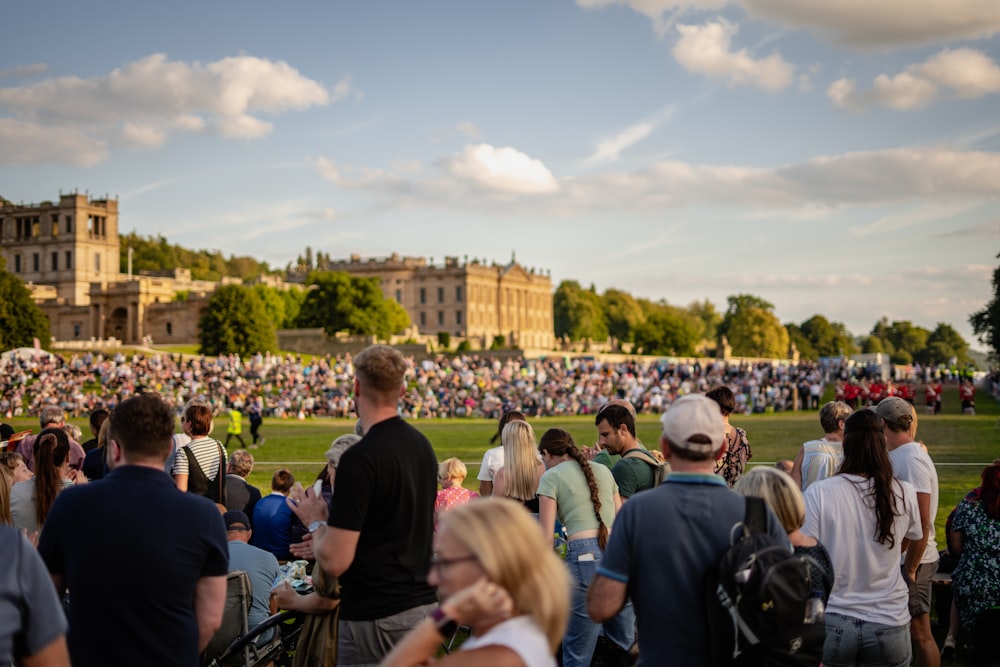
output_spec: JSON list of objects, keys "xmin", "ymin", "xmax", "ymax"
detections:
[{"xmin": 183, "ymin": 440, "xmax": 226, "ymax": 504}]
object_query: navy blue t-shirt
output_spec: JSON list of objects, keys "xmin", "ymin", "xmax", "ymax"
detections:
[{"xmin": 38, "ymin": 465, "xmax": 229, "ymax": 667}]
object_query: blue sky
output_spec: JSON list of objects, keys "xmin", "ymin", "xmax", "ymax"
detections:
[{"xmin": 2, "ymin": 0, "xmax": 999, "ymax": 347}]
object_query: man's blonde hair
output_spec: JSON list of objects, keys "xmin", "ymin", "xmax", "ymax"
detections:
[{"xmin": 354, "ymin": 345, "xmax": 407, "ymax": 405}]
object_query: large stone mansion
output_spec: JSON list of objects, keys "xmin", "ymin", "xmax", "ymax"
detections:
[{"xmin": 1, "ymin": 192, "xmax": 555, "ymax": 350}]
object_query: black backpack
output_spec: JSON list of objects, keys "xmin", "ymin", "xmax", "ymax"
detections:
[{"xmin": 705, "ymin": 497, "xmax": 826, "ymax": 667}]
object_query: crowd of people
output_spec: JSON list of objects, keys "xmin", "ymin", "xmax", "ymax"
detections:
[
  {"xmin": 1, "ymin": 343, "xmax": 997, "ymax": 667},
  {"xmin": 0, "ymin": 348, "xmax": 974, "ymax": 427}
]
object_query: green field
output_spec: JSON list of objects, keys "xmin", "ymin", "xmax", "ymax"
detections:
[{"xmin": 12, "ymin": 385, "xmax": 994, "ymax": 546}]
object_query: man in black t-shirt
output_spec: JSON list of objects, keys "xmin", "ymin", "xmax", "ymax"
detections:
[{"xmin": 290, "ymin": 345, "xmax": 438, "ymax": 666}]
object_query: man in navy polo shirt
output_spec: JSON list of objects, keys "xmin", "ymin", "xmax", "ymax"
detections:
[{"xmin": 39, "ymin": 393, "xmax": 229, "ymax": 667}]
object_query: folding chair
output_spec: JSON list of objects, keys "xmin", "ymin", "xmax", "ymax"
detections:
[{"xmin": 203, "ymin": 571, "xmax": 251, "ymax": 667}]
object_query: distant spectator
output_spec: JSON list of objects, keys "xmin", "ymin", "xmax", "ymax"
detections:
[
  {"xmin": 80, "ymin": 408, "xmax": 109, "ymax": 453},
  {"xmin": 11, "ymin": 428, "xmax": 84, "ymax": 535},
  {"xmin": 173, "ymin": 403, "xmax": 227, "ymax": 504},
  {"xmin": 436, "ymin": 458, "xmax": 479, "ymax": 523},
  {"xmin": 477, "ymin": 410, "xmax": 525, "ymax": 497},
  {"xmin": 17, "ymin": 407, "xmax": 85, "ymax": 473},
  {"xmin": 253, "ymin": 468, "xmax": 301, "ymax": 561},
  {"xmin": 224, "ymin": 510, "xmax": 280, "ymax": 635},
  {"xmin": 790, "ymin": 400, "xmax": 851, "ymax": 491},
  {"xmin": 706, "ymin": 386, "xmax": 751, "ymax": 488},
  {"xmin": 225, "ymin": 449, "xmax": 261, "ymax": 521}
]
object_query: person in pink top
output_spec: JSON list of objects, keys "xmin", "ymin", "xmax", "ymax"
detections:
[{"xmin": 436, "ymin": 458, "xmax": 479, "ymax": 525}]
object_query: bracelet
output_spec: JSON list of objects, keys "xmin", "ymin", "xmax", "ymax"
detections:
[{"xmin": 430, "ymin": 606, "xmax": 459, "ymax": 637}]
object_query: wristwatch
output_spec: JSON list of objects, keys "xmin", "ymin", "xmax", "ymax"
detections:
[
  {"xmin": 308, "ymin": 520, "xmax": 325, "ymax": 533},
  {"xmin": 430, "ymin": 606, "xmax": 459, "ymax": 637}
]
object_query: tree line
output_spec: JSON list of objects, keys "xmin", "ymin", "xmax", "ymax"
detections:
[{"xmin": 554, "ymin": 280, "xmax": 972, "ymax": 366}]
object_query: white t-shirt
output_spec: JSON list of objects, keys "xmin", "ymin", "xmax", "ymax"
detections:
[
  {"xmin": 803, "ymin": 474, "xmax": 922, "ymax": 626},
  {"xmin": 888, "ymin": 441, "xmax": 939, "ymax": 564},
  {"xmin": 799, "ymin": 438, "xmax": 843, "ymax": 491},
  {"xmin": 477, "ymin": 445, "xmax": 504, "ymax": 482},
  {"xmin": 460, "ymin": 615, "xmax": 555, "ymax": 667}
]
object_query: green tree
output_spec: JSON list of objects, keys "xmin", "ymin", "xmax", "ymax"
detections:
[
  {"xmin": 922, "ymin": 322, "xmax": 970, "ymax": 365},
  {"xmin": 971, "ymin": 254, "xmax": 1000, "ymax": 359},
  {"xmin": 799, "ymin": 315, "xmax": 856, "ymax": 357},
  {"xmin": 632, "ymin": 303, "xmax": 699, "ymax": 356},
  {"xmin": 553, "ymin": 281, "xmax": 608, "ymax": 341},
  {"xmin": 785, "ymin": 323, "xmax": 817, "ymax": 360},
  {"xmin": 296, "ymin": 272, "xmax": 410, "ymax": 339},
  {"xmin": 719, "ymin": 294, "xmax": 789, "ymax": 358},
  {"xmin": 199, "ymin": 285, "xmax": 277, "ymax": 356},
  {"xmin": 0, "ymin": 259, "xmax": 50, "ymax": 349},
  {"xmin": 687, "ymin": 299, "xmax": 722, "ymax": 343},
  {"xmin": 603, "ymin": 288, "xmax": 644, "ymax": 344}
]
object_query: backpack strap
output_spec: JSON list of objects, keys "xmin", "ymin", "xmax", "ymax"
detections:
[
  {"xmin": 622, "ymin": 449, "xmax": 660, "ymax": 468},
  {"xmin": 743, "ymin": 496, "xmax": 767, "ymax": 535}
]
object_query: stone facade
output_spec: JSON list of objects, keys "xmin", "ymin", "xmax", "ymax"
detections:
[
  {"xmin": 325, "ymin": 253, "xmax": 555, "ymax": 350},
  {"xmin": 2, "ymin": 193, "xmax": 556, "ymax": 351},
  {"xmin": 0, "ymin": 193, "xmax": 215, "ymax": 345}
]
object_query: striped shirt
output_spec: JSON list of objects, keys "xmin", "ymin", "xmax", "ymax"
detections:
[{"xmin": 171, "ymin": 436, "xmax": 226, "ymax": 480}]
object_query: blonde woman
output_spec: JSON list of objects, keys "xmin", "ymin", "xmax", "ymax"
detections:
[
  {"xmin": 382, "ymin": 498, "xmax": 570, "ymax": 667},
  {"xmin": 493, "ymin": 421, "xmax": 545, "ymax": 513},
  {"xmin": 734, "ymin": 467, "xmax": 834, "ymax": 603},
  {"xmin": 436, "ymin": 457, "xmax": 479, "ymax": 520}
]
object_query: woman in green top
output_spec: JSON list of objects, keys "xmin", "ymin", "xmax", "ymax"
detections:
[{"xmin": 537, "ymin": 428, "xmax": 632, "ymax": 667}]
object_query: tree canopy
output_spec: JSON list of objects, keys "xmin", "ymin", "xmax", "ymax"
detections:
[
  {"xmin": 553, "ymin": 281, "xmax": 608, "ymax": 341},
  {"xmin": 0, "ymin": 259, "xmax": 50, "ymax": 350},
  {"xmin": 199, "ymin": 285, "xmax": 277, "ymax": 356},
  {"xmin": 295, "ymin": 271, "xmax": 410, "ymax": 339},
  {"xmin": 971, "ymin": 254, "xmax": 1000, "ymax": 360},
  {"xmin": 121, "ymin": 232, "xmax": 272, "ymax": 282},
  {"xmin": 719, "ymin": 294, "xmax": 789, "ymax": 358}
]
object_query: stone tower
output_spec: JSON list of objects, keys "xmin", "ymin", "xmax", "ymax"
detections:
[{"xmin": 0, "ymin": 192, "xmax": 121, "ymax": 305}]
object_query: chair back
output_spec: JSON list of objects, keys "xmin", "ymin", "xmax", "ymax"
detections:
[{"xmin": 202, "ymin": 570, "xmax": 252, "ymax": 666}]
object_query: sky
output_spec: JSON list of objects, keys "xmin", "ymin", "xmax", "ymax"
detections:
[{"xmin": 2, "ymin": 0, "xmax": 999, "ymax": 348}]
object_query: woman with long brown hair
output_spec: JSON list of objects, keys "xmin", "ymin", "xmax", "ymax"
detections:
[
  {"xmin": 802, "ymin": 409, "xmax": 921, "ymax": 667},
  {"xmin": 10, "ymin": 428, "xmax": 84, "ymax": 535},
  {"xmin": 536, "ymin": 428, "xmax": 630, "ymax": 667}
]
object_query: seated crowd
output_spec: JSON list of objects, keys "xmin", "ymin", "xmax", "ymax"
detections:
[{"xmin": 0, "ymin": 344, "xmax": 996, "ymax": 667}]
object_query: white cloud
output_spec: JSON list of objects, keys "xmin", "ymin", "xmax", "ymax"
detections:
[
  {"xmin": 316, "ymin": 144, "xmax": 1000, "ymax": 215},
  {"xmin": 456, "ymin": 121, "xmax": 484, "ymax": 140},
  {"xmin": 583, "ymin": 105, "xmax": 675, "ymax": 167},
  {"xmin": 0, "ymin": 53, "xmax": 331, "ymax": 165},
  {"xmin": 446, "ymin": 144, "xmax": 560, "ymax": 194},
  {"xmin": 743, "ymin": 0, "xmax": 1000, "ymax": 48},
  {"xmin": 331, "ymin": 75, "xmax": 364, "ymax": 102},
  {"xmin": 118, "ymin": 122, "xmax": 167, "ymax": 148},
  {"xmin": 580, "ymin": 0, "xmax": 1000, "ymax": 48},
  {"xmin": 829, "ymin": 49, "xmax": 1000, "ymax": 111},
  {"xmin": 0, "ymin": 118, "xmax": 107, "ymax": 166},
  {"xmin": 672, "ymin": 20, "xmax": 795, "ymax": 91},
  {"xmin": 577, "ymin": 0, "xmax": 726, "ymax": 37},
  {"xmin": 0, "ymin": 63, "xmax": 49, "ymax": 79}
]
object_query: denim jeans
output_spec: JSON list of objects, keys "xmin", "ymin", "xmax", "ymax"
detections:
[
  {"xmin": 562, "ymin": 537, "xmax": 635, "ymax": 667},
  {"xmin": 823, "ymin": 611, "xmax": 911, "ymax": 667}
]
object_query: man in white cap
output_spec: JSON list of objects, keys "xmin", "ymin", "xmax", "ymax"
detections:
[
  {"xmin": 875, "ymin": 396, "xmax": 940, "ymax": 667},
  {"xmin": 587, "ymin": 394, "xmax": 787, "ymax": 665}
]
